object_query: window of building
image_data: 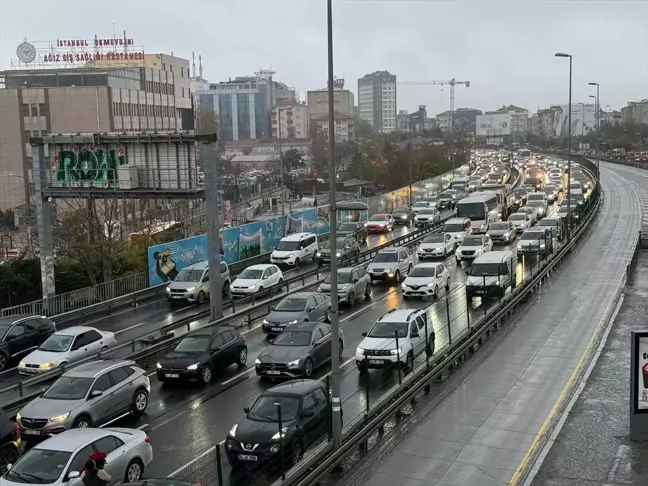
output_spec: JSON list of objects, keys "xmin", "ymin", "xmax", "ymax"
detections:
[
  {"xmin": 163, "ymin": 63, "xmax": 166, "ymax": 71},
  {"xmin": 170, "ymin": 64, "xmax": 173, "ymax": 72},
  {"xmin": 22, "ymin": 104, "xmax": 30, "ymax": 117},
  {"xmin": 182, "ymin": 87, "xmax": 185, "ymax": 98},
  {"xmin": 180, "ymin": 66, "xmax": 184, "ymax": 77},
  {"xmin": 38, "ymin": 104, "xmax": 47, "ymax": 117},
  {"xmin": 30, "ymin": 105, "xmax": 38, "ymax": 117}
]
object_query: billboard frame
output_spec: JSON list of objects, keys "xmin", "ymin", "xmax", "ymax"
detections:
[{"xmin": 630, "ymin": 331, "xmax": 648, "ymax": 441}]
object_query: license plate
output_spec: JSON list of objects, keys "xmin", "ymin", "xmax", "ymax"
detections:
[
  {"xmin": 266, "ymin": 370, "xmax": 281, "ymax": 375},
  {"xmin": 24, "ymin": 430, "xmax": 40, "ymax": 435},
  {"xmin": 408, "ymin": 292, "xmax": 422, "ymax": 295},
  {"xmin": 271, "ymin": 327, "xmax": 283, "ymax": 332},
  {"xmin": 369, "ymin": 359, "xmax": 384, "ymax": 365},
  {"xmin": 238, "ymin": 454, "xmax": 258, "ymax": 461},
  {"xmin": 165, "ymin": 373, "xmax": 179, "ymax": 378},
  {"xmin": 23, "ymin": 368, "xmax": 38, "ymax": 374},
  {"xmin": 172, "ymin": 295, "xmax": 183, "ymax": 299}
]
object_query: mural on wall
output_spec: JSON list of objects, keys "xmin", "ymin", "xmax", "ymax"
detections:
[{"xmin": 52, "ymin": 145, "xmax": 126, "ymax": 188}]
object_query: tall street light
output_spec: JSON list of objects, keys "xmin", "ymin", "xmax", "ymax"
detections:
[
  {"xmin": 555, "ymin": 52, "xmax": 572, "ymax": 241},
  {"xmin": 589, "ymin": 82, "xmax": 600, "ymax": 177},
  {"xmin": 326, "ymin": 0, "xmax": 342, "ymax": 451},
  {"xmin": 276, "ymin": 106, "xmax": 289, "ymax": 216}
]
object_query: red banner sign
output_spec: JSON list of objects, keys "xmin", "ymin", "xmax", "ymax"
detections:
[{"xmin": 43, "ymin": 51, "xmax": 145, "ymax": 64}]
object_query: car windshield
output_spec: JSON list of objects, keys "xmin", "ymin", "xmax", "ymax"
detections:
[
  {"xmin": 470, "ymin": 263, "xmax": 507, "ymax": 277},
  {"xmin": 368, "ymin": 215, "xmax": 386, "ymax": 221},
  {"xmin": 423, "ymin": 234, "xmax": 445, "ymax": 244},
  {"xmin": 509, "ymin": 214, "xmax": 526, "ymax": 221},
  {"xmin": 412, "ymin": 202, "xmax": 427, "ymax": 208},
  {"xmin": 39, "ymin": 334, "xmax": 73, "ymax": 352},
  {"xmin": 528, "ymin": 201, "xmax": 543, "ymax": 207},
  {"xmin": 438, "ymin": 193, "xmax": 452, "ymax": 199},
  {"xmin": 325, "ymin": 271, "xmax": 353, "ymax": 284},
  {"xmin": 462, "ymin": 236, "xmax": 483, "ymax": 246},
  {"xmin": 0, "ymin": 324, "xmax": 12, "ymax": 339},
  {"xmin": 4, "ymin": 448, "xmax": 72, "ymax": 484},
  {"xmin": 443, "ymin": 224, "xmax": 464, "ymax": 232},
  {"xmin": 276, "ymin": 240, "xmax": 300, "ymax": 251},
  {"xmin": 272, "ymin": 331, "xmax": 312, "ymax": 347},
  {"xmin": 175, "ymin": 269, "xmax": 203, "ymax": 283},
  {"xmin": 521, "ymin": 232, "xmax": 542, "ymax": 240},
  {"xmin": 418, "ymin": 209, "xmax": 437, "ymax": 215},
  {"xmin": 391, "ymin": 208, "xmax": 408, "ymax": 214},
  {"xmin": 174, "ymin": 335, "xmax": 211, "ymax": 353},
  {"xmin": 248, "ymin": 395, "xmax": 300, "ymax": 422},
  {"xmin": 275, "ymin": 297, "xmax": 307, "ymax": 312},
  {"xmin": 489, "ymin": 223, "xmax": 509, "ymax": 231},
  {"xmin": 338, "ymin": 223, "xmax": 355, "ymax": 231},
  {"xmin": 373, "ymin": 253, "xmax": 398, "ymax": 263},
  {"xmin": 539, "ymin": 219, "xmax": 559, "ymax": 226},
  {"xmin": 42, "ymin": 376, "xmax": 93, "ymax": 400},
  {"xmin": 368, "ymin": 321, "xmax": 408, "ymax": 338},
  {"xmin": 239, "ymin": 268, "xmax": 263, "ymax": 279},
  {"xmin": 409, "ymin": 266, "xmax": 436, "ymax": 278}
]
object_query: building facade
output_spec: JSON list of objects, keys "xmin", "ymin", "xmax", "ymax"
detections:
[
  {"xmin": 272, "ymin": 99, "xmax": 309, "ymax": 139},
  {"xmin": 435, "ymin": 108, "xmax": 482, "ymax": 132},
  {"xmin": 485, "ymin": 105, "xmax": 528, "ymax": 140},
  {"xmin": 621, "ymin": 100, "xmax": 648, "ymax": 125},
  {"xmin": 0, "ymin": 59, "xmax": 193, "ymax": 211},
  {"xmin": 396, "ymin": 106, "xmax": 435, "ymax": 132},
  {"xmin": 307, "ymin": 87, "xmax": 354, "ymax": 120},
  {"xmin": 357, "ymin": 71, "xmax": 397, "ymax": 132},
  {"xmin": 311, "ymin": 113, "xmax": 354, "ymax": 142}
]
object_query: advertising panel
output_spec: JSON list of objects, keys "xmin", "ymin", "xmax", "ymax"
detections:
[
  {"xmin": 634, "ymin": 331, "xmax": 648, "ymax": 413},
  {"xmin": 476, "ymin": 114, "xmax": 511, "ymax": 137},
  {"xmin": 555, "ymin": 103, "xmax": 596, "ymax": 137}
]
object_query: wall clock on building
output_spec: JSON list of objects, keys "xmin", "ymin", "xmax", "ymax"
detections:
[{"xmin": 16, "ymin": 42, "xmax": 36, "ymax": 63}]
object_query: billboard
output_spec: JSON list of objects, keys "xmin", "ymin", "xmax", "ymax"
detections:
[
  {"xmin": 634, "ymin": 332, "xmax": 648, "ymax": 414},
  {"xmin": 476, "ymin": 114, "xmax": 511, "ymax": 137},
  {"xmin": 554, "ymin": 103, "xmax": 596, "ymax": 138}
]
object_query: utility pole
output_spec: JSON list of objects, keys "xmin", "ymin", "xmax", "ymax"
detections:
[
  {"xmin": 326, "ymin": 0, "xmax": 342, "ymax": 451},
  {"xmin": 555, "ymin": 52, "xmax": 573, "ymax": 241},
  {"xmin": 277, "ymin": 107, "xmax": 286, "ymax": 215},
  {"xmin": 589, "ymin": 82, "xmax": 600, "ymax": 178}
]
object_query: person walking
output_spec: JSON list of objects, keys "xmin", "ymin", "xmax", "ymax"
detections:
[{"xmin": 80, "ymin": 458, "xmax": 111, "ymax": 486}]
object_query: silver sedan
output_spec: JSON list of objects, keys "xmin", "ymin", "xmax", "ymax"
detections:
[{"xmin": 318, "ymin": 265, "xmax": 372, "ymax": 305}]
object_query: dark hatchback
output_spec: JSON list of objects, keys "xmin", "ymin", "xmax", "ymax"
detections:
[
  {"xmin": 225, "ymin": 380, "xmax": 330, "ymax": 467},
  {"xmin": 336, "ymin": 221, "xmax": 367, "ymax": 244},
  {"xmin": 0, "ymin": 412, "xmax": 20, "ymax": 473},
  {"xmin": 389, "ymin": 207, "xmax": 414, "ymax": 226},
  {"xmin": 157, "ymin": 327, "xmax": 248, "ymax": 385},
  {"xmin": 0, "ymin": 316, "xmax": 56, "ymax": 372},
  {"xmin": 256, "ymin": 322, "xmax": 343, "ymax": 379}
]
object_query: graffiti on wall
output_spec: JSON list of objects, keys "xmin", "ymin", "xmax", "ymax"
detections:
[{"xmin": 52, "ymin": 145, "xmax": 126, "ymax": 188}]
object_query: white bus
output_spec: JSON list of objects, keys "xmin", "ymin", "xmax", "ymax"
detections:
[
  {"xmin": 471, "ymin": 189, "xmax": 506, "ymax": 218},
  {"xmin": 455, "ymin": 194, "xmax": 500, "ymax": 234}
]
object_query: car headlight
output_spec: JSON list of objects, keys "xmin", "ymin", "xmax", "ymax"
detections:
[
  {"xmin": 50, "ymin": 413, "xmax": 70, "ymax": 423},
  {"xmin": 229, "ymin": 424, "xmax": 238, "ymax": 437},
  {"xmin": 287, "ymin": 253, "xmax": 294, "ymax": 258},
  {"xmin": 156, "ymin": 362, "xmax": 162, "ymax": 369},
  {"xmin": 39, "ymin": 362, "xmax": 55, "ymax": 369},
  {"xmin": 263, "ymin": 319, "xmax": 269, "ymax": 324},
  {"xmin": 270, "ymin": 443, "xmax": 281, "ymax": 453},
  {"xmin": 517, "ymin": 244, "xmax": 522, "ymax": 249},
  {"xmin": 186, "ymin": 286, "xmax": 196, "ymax": 292},
  {"xmin": 16, "ymin": 412, "xmax": 21, "ymax": 422},
  {"xmin": 18, "ymin": 361, "xmax": 25, "ymax": 368},
  {"xmin": 288, "ymin": 319, "xmax": 298, "ymax": 324},
  {"xmin": 401, "ymin": 215, "xmax": 407, "ymax": 219},
  {"xmin": 249, "ymin": 285, "xmax": 257, "ymax": 289},
  {"xmin": 288, "ymin": 359, "xmax": 301, "ymax": 367},
  {"xmin": 540, "ymin": 244, "xmax": 546, "ymax": 249},
  {"xmin": 390, "ymin": 347, "xmax": 403, "ymax": 355},
  {"xmin": 255, "ymin": 358, "xmax": 261, "ymax": 365},
  {"xmin": 336, "ymin": 252, "xmax": 341, "ymax": 258},
  {"xmin": 378, "ymin": 223, "xmax": 385, "ymax": 227},
  {"xmin": 165, "ymin": 287, "xmax": 171, "ymax": 293},
  {"xmin": 356, "ymin": 347, "xmax": 365, "ymax": 355},
  {"xmin": 272, "ymin": 427, "xmax": 289, "ymax": 440},
  {"xmin": 364, "ymin": 222, "xmax": 368, "ymax": 227},
  {"xmin": 317, "ymin": 252, "xmax": 322, "ymax": 257},
  {"xmin": 187, "ymin": 363, "xmax": 200, "ymax": 370}
]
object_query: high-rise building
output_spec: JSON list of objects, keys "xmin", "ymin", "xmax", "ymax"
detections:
[
  {"xmin": 0, "ymin": 56, "xmax": 193, "ymax": 211},
  {"xmin": 357, "ymin": 71, "xmax": 397, "ymax": 132}
]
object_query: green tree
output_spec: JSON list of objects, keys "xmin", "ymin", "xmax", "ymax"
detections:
[
  {"xmin": 353, "ymin": 117, "xmax": 374, "ymax": 139},
  {"xmin": 283, "ymin": 148, "xmax": 304, "ymax": 169}
]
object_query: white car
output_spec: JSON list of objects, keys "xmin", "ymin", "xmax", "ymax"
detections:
[
  {"xmin": 455, "ymin": 235, "xmax": 493, "ymax": 265},
  {"xmin": 414, "ymin": 208, "xmax": 441, "ymax": 227},
  {"xmin": 508, "ymin": 213, "xmax": 531, "ymax": 232},
  {"xmin": 367, "ymin": 247, "xmax": 417, "ymax": 282},
  {"xmin": 230, "ymin": 264, "xmax": 283, "ymax": 297},
  {"xmin": 516, "ymin": 206, "xmax": 538, "ymax": 225},
  {"xmin": 401, "ymin": 263, "xmax": 450, "ymax": 298},
  {"xmin": 18, "ymin": 327, "xmax": 117, "ymax": 375},
  {"xmin": 417, "ymin": 233, "xmax": 454, "ymax": 259},
  {"xmin": 2, "ymin": 427, "xmax": 153, "ymax": 486},
  {"xmin": 356, "ymin": 308, "xmax": 434, "ymax": 373},
  {"xmin": 526, "ymin": 200, "xmax": 547, "ymax": 219},
  {"xmin": 411, "ymin": 201, "xmax": 432, "ymax": 214},
  {"xmin": 442, "ymin": 218, "xmax": 472, "ymax": 248}
]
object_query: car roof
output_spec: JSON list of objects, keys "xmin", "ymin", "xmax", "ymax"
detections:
[
  {"xmin": 247, "ymin": 264, "xmax": 276, "ymax": 270},
  {"xmin": 186, "ymin": 326, "xmax": 238, "ymax": 338},
  {"xmin": 34, "ymin": 428, "xmax": 111, "ymax": 452},
  {"xmin": 280, "ymin": 321, "xmax": 321, "ymax": 332},
  {"xmin": 445, "ymin": 218, "xmax": 469, "ymax": 223},
  {"xmin": 371, "ymin": 213, "xmax": 387, "ymax": 217},
  {"xmin": 378, "ymin": 308, "xmax": 423, "ymax": 322},
  {"xmin": 524, "ymin": 227, "xmax": 546, "ymax": 234},
  {"xmin": 0, "ymin": 315, "xmax": 41, "ymax": 326},
  {"xmin": 66, "ymin": 359, "xmax": 137, "ymax": 378},
  {"xmin": 56, "ymin": 326, "xmax": 99, "ymax": 336},
  {"xmin": 412, "ymin": 262, "xmax": 437, "ymax": 268},
  {"xmin": 281, "ymin": 232, "xmax": 316, "ymax": 241},
  {"xmin": 474, "ymin": 251, "xmax": 512, "ymax": 263},
  {"xmin": 378, "ymin": 247, "xmax": 400, "ymax": 253},
  {"xmin": 266, "ymin": 379, "xmax": 324, "ymax": 395},
  {"xmin": 183, "ymin": 260, "xmax": 208, "ymax": 270}
]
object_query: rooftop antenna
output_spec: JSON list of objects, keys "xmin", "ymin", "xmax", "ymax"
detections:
[
  {"xmin": 192, "ymin": 52, "xmax": 196, "ymax": 78},
  {"xmin": 199, "ymin": 55, "xmax": 203, "ymax": 79}
]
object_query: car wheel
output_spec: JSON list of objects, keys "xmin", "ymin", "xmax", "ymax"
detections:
[
  {"xmin": 426, "ymin": 337, "xmax": 435, "ymax": 356},
  {"xmin": 357, "ymin": 362, "xmax": 368, "ymax": 374},
  {"xmin": 347, "ymin": 291, "xmax": 355, "ymax": 306},
  {"xmin": 339, "ymin": 340, "xmax": 344, "ymax": 362},
  {"xmin": 200, "ymin": 364, "xmax": 213, "ymax": 384},
  {"xmin": 433, "ymin": 284, "xmax": 439, "ymax": 298},
  {"xmin": 303, "ymin": 358, "xmax": 314, "ymax": 378},
  {"xmin": 407, "ymin": 264, "xmax": 412, "ymax": 275},
  {"xmin": 364, "ymin": 284, "xmax": 371, "ymax": 299},
  {"xmin": 291, "ymin": 441, "xmax": 304, "ymax": 466},
  {"xmin": 404, "ymin": 353, "xmax": 414, "ymax": 374},
  {"xmin": 196, "ymin": 291, "xmax": 205, "ymax": 304},
  {"xmin": 222, "ymin": 280, "xmax": 230, "ymax": 295},
  {"xmin": 132, "ymin": 389, "xmax": 148, "ymax": 415},
  {"xmin": 0, "ymin": 446, "xmax": 18, "ymax": 474},
  {"xmin": 295, "ymin": 257, "xmax": 301, "ymax": 267},
  {"xmin": 0, "ymin": 352, "xmax": 8, "ymax": 372},
  {"xmin": 394, "ymin": 270, "xmax": 401, "ymax": 282},
  {"xmin": 125, "ymin": 459, "xmax": 144, "ymax": 483},
  {"xmin": 446, "ymin": 276, "xmax": 451, "ymax": 290},
  {"xmin": 73, "ymin": 416, "xmax": 92, "ymax": 428},
  {"xmin": 237, "ymin": 347, "xmax": 248, "ymax": 366}
]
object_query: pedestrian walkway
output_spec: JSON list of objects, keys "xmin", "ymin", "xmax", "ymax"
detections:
[{"xmin": 530, "ymin": 248, "xmax": 648, "ymax": 486}]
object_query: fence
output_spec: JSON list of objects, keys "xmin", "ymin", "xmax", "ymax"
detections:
[{"xmin": 165, "ymin": 163, "xmax": 600, "ymax": 486}]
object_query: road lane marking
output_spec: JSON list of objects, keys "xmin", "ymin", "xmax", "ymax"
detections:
[
  {"xmin": 137, "ymin": 423, "xmax": 149, "ymax": 430},
  {"xmin": 221, "ymin": 367, "xmax": 255, "ymax": 385}
]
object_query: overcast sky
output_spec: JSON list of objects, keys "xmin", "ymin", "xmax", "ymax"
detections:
[{"xmin": 1, "ymin": 0, "xmax": 646, "ymax": 116}]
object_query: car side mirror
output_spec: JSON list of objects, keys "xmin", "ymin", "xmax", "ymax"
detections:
[
  {"xmin": 243, "ymin": 406, "xmax": 250, "ymax": 414},
  {"xmin": 361, "ymin": 332, "xmax": 367, "ymax": 337},
  {"xmin": 202, "ymin": 277, "xmax": 208, "ymax": 283},
  {"xmin": 5, "ymin": 335, "xmax": 14, "ymax": 341},
  {"xmin": 90, "ymin": 390, "xmax": 103, "ymax": 398},
  {"xmin": 5, "ymin": 464, "xmax": 12, "ymax": 471},
  {"xmin": 352, "ymin": 278, "xmax": 359, "ymax": 284},
  {"xmin": 67, "ymin": 471, "xmax": 81, "ymax": 481},
  {"xmin": 301, "ymin": 410, "xmax": 315, "ymax": 418},
  {"xmin": 411, "ymin": 331, "xmax": 420, "ymax": 338},
  {"xmin": 262, "ymin": 276, "xmax": 269, "ymax": 280},
  {"xmin": 270, "ymin": 306, "xmax": 275, "ymax": 311}
]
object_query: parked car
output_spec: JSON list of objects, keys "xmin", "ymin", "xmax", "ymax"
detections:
[
  {"xmin": 262, "ymin": 292, "xmax": 331, "ymax": 335},
  {"xmin": 230, "ymin": 264, "xmax": 283, "ymax": 297},
  {"xmin": 390, "ymin": 207, "xmax": 415, "ymax": 226},
  {"xmin": 0, "ymin": 316, "xmax": 56, "ymax": 372},
  {"xmin": 166, "ymin": 260, "xmax": 231, "ymax": 305},
  {"xmin": 315, "ymin": 236, "xmax": 359, "ymax": 267},
  {"xmin": 367, "ymin": 247, "xmax": 417, "ymax": 282},
  {"xmin": 317, "ymin": 266, "xmax": 372, "ymax": 305},
  {"xmin": 416, "ymin": 233, "xmax": 454, "ymax": 259},
  {"xmin": 336, "ymin": 221, "xmax": 367, "ymax": 244},
  {"xmin": 2, "ymin": 427, "xmax": 153, "ymax": 485},
  {"xmin": 17, "ymin": 360, "xmax": 150, "ymax": 436},
  {"xmin": 225, "ymin": 380, "xmax": 329, "ymax": 466},
  {"xmin": 18, "ymin": 327, "xmax": 117, "ymax": 375},
  {"xmin": 365, "ymin": 214, "xmax": 394, "ymax": 233},
  {"xmin": 255, "ymin": 322, "xmax": 343, "ymax": 379},
  {"xmin": 401, "ymin": 263, "xmax": 450, "ymax": 299},
  {"xmin": 486, "ymin": 221, "xmax": 516, "ymax": 244},
  {"xmin": 156, "ymin": 327, "xmax": 248, "ymax": 384}
]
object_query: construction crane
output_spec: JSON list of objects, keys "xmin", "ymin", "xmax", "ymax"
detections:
[{"xmin": 398, "ymin": 78, "xmax": 471, "ymax": 111}]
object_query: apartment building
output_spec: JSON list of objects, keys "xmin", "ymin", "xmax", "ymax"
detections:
[
  {"xmin": 272, "ymin": 99, "xmax": 309, "ymax": 139},
  {"xmin": 357, "ymin": 71, "xmax": 397, "ymax": 132},
  {"xmin": 307, "ymin": 87, "xmax": 354, "ymax": 120},
  {"xmin": 311, "ymin": 112, "xmax": 354, "ymax": 142}
]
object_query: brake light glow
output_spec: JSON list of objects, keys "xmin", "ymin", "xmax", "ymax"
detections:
[
  {"xmin": 142, "ymin": 371, "xmax": 148, "ymax": 377},
  {"xmin": 242, "ymin": 335, "xmax": 246, "ymax": 341},
  {"xmin": 145, "ymin": 436, "xmax": 151, "ymax": 444}
]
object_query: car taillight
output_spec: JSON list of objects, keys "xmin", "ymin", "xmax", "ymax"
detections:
[
  {"xmin": 242, "ymin": 335, "xmax": 246, "ymax": 341},
  {"xmin": 13, "ymin": 422, "xmax": 18, "ymax": 435},
  {"xmin": 145, "ymin": 436, "xmax": 151, "ymax": 444},
  {"xmin": 142, "ymin": 371, "xmax": 148, "ymax": 377}
]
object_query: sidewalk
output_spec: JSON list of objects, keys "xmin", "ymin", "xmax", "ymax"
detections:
[{"xmin": 531, "ymin": 249, "xmax": 648, "ymax": 486}]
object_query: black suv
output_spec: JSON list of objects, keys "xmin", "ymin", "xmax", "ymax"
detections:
[
  {"xmin": 157, "ymin": 327, "xmax": 248, "ymax": 385},
  {"xmin": 0, "ymin": 316, "xmax": 56, "ymax": 372},
  {"xmin": 390, "ymin": 207, "xmax": 415, "ymax": 226},
  {"xmin": 225, "ymin": 380, "xmax": 330, "ymax": 467}
]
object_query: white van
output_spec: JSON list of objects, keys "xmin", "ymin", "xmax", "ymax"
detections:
[
  {"xmin": 465, "ymin": 250, "xmax": 517, "ymax": 300},
  {"xmin": 270, "ymin": 232, "xmax": 318, "ymax": 266}
]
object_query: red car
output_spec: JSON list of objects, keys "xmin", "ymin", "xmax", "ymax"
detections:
[{"xmin": 365, "ymin": 213, "xmax": 394, "ymax": 233}]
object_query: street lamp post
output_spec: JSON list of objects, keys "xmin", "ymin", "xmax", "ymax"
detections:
[
  {"xmin": 276, "ymin": 106, "xmax": 288, "ymax": 216},
  {"xmin": 589, "ymin": 82, "xmax": 600, "ymax": 177},
  {"xmin": 555, "ymin": 52, "xmax": 572, "ymax": 241}
]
